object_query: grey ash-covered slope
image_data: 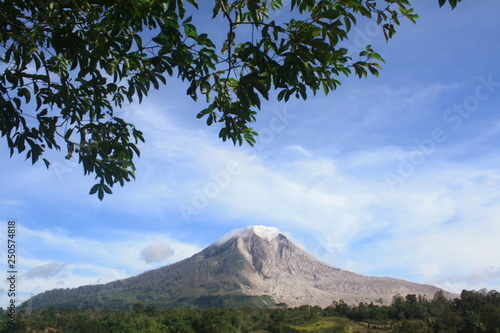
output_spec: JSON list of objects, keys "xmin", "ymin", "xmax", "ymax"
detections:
[
  {"xmin": 197, "ymin": 226, "xmax": 450, "ymax": 307},
  {"xmin": 30, "ymin": 226, "xmax": 450, "ymax": 309}
]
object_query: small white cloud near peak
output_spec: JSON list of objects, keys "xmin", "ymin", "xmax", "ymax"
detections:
[
  {"xmin": 140, "ymin": 242, "xmax": 174, "ymax": 263},
  {"xmin": 251, "ymin": 225, "xmax": 284, "ymax": 240},
  {"xmin": 214, "ymin": 225, "xmax": 284, "ymax": 245}
]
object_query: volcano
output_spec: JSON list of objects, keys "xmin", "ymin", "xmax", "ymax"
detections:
[{"xmin": 30, "ymin": 226, "xmax": 451, "ymax": 309}]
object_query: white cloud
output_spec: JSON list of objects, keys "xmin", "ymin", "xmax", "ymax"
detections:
[
  {"xmin": 428, "ymin": 267, "xmax": 500, "ymax": 295},
  {"xmin": 140, "ymin": 242, "xmax": 174, "ymax": 263},
  {"xmin": 23, "ymin": 262, "xmax": 68, "ymax": 279},
  {"xmin": 214, "ymin": 225, "xmax": 290, "ymax": 245}
]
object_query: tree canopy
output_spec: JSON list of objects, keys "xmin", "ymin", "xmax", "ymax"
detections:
[
  {"xmin": 0, "ymin": 0, "xmax": 461, "ymax": 199},
  {"xmin": 3, "ymin": 289, "xmax": 500, "ymax": 333}
]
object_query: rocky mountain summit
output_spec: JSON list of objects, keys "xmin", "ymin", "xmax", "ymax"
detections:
[
  {"xmin": 197, "ymin": 226, "xmax": 449, "ymax": 307},
  {"xmin": 30, "ymin": 226, "xmax": 451, "ymax": 309}
]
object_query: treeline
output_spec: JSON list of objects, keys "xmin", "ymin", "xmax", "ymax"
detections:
[{"xmin": 1, "ymin": 289, "xmax": 500, "ymax": 333}]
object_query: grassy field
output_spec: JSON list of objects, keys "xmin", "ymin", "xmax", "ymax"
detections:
[
  {"xmin": 288, "ymin": 317, "xmax": 392, "ymax": 333},
  {"xmin": 289, "ymin": 318, "xmax": 338, "ymax": 331}
]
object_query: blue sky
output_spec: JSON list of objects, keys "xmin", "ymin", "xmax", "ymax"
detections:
[{"xmin": 2, "ymin": 1, "xmax": 500, "ymax": 306}]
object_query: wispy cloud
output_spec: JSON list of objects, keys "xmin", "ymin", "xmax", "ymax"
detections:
[{"xmin": 24, "ymin": 262, "xmax": 68, "ymax": 279}]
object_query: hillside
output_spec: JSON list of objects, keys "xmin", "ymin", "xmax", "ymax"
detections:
[{"xmin": 29, "ymin": 226, "xmax": 451, "ymax": 309}]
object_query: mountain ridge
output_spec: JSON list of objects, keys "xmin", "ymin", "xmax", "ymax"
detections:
[{"xmin": 29, "ymin": 226, "xmax": 453, "ymax": 309}]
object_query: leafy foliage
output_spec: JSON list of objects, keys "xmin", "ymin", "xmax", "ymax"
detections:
[
  {"xmin": 439, "ymin": 0, "xmax": 463, "ymax": 9},
  {"xmin": 1, "ymin": 0, "xmax": 460, "ymax": 198},
  {"xmin": 2, "ymin": 289, "xmax": 500, "ymax": 333}
]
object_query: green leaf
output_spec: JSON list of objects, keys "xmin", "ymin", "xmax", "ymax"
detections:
[
  {"xmin": 368, "ymin": 65, "xmax": 379, "ymax": 77},
  {"xmin": 439, "ymin": 0, "xmax": 461, "ymax": 9},
  {"xmin": 43, "ymin": 158, "xmax": 51, "ymax": 169},
  {"xmin": 184, "ymin": 23, "xmax": 197, "ymax": 38},
  {"xmin": 102, "ymin": 184, "xmax": 113, "ymax": 194},
  {"xmin": 369, "ymin": 52, "xmax": 385, "ymax": 63},
  {"xmin": 128, "ymin": 143, "xmax": 141, "ymax": 157},
  {"xmin": 207, "ymin": 113, "xmax": 214, "ymax": 126},
  {"xmin": 212, "ymin": 1, "xmax": 221, "ymax": 18},
  {"xmin": 89, "ymin": 184, "xmax": 100, "ymax": 195},
  {"xmin": 186, "ymin": 0, "xmax": 198, "ymax": 8}
]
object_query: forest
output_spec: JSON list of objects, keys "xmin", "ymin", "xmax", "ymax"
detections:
[{"xmin": 1, "ymin": 289, "xmax": 500, "ymax": 332}]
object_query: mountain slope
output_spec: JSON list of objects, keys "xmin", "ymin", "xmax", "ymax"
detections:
[{"xmin": 29, "ymin": 226, "xmax": 451, "ymax": 309}]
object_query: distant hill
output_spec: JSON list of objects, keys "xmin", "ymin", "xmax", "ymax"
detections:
[{"xmin": 29, "ymin": 226, "xmax": 452, "ymax": 309}]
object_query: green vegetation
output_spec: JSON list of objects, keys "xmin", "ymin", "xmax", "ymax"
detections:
[
  {"xmin": 2, "ymin": 289, "xmax": 499, "ymax": 332},
  {"xmin": 1, "ymin": 0, "xmax": 460, "ymax": 199},
  {"xmin": 30, "ymin": 279, "xmax": 275, "ymax": 310}
]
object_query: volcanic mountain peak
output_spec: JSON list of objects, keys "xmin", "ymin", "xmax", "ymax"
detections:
[
  {"xmin": 205, "ymin": 226, "xmax": 451, "ymax": 307},
  {"xmin": 213, "ymin": 225, "xmax": 285, "ymax": 245},
  {"xmin": 30, "ymin": 226, "xmax": 453, "ymax": 310}
]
